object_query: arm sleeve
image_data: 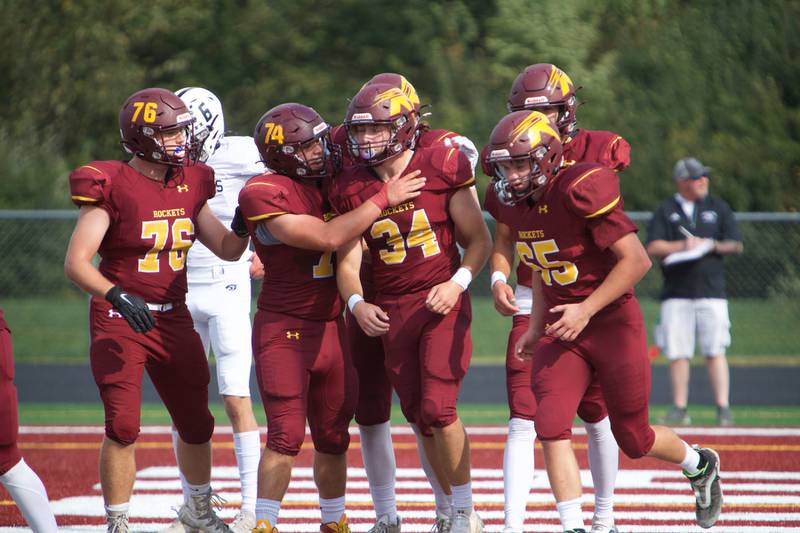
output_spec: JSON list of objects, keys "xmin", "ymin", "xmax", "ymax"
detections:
[
  {"xmin": 717, "ymin": 199, "xmax": 743, "ymax": 241},
  {"xmin": 566, "ymin": 166, "xmax": 636, "ymax": 250},
  {"xmin": 238, "ymin": 179, "xmax": 293, "ymax": 222}
]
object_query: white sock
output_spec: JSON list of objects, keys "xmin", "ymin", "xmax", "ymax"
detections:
[
  {"xmin": 0, "ymin": 459, "xmax": 58, "ymax": 532},
  {"xmin": 105, "ymin": 501, "xmax": 130, "ymax": 514},
  {"xmin": 555, "ymin": 497, "xmax": 584, "ymax": 530},
  {"xmin": 320, "ymin": 495, "xmax": 346, "ymax": 524},
  {"xmin": 233, "ymin": 430, "xmax": 261, "ymax": 513},
  {"xmin": 359, "ymin": 422, "xmax": 397, "ymax": 521},
  {"xmin": 171, "ymin": 428, "xmax": 191, "ymax": 504},
  {"xmin": 681, "ymin": 441, "xmax": 702, "ymax": 474},
  {"xmin": 584, "ymin": 416, "xmax": 617, "ymax": 522},
  {"xmin": 187, "ymin": 482, "xmax": 210, "ymax": 510},
  {"xmin": 451, "ymin": 482, "xmax": 473, "ymax": 513},
  {"xmin": 411, "ymin": 424, "xmax": 452, "ymax": 517},
  {"xmin": 503, "ymin": 417, "xmax": 535, "ymax": 532},
  {"xmin": 255, "ymin": 498, "xmax": 281, "ymax": 526}
]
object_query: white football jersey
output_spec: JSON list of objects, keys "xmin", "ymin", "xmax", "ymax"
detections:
[{"xmin": 188, "ymin": 135, "xmax": 266, "ymax": 270}]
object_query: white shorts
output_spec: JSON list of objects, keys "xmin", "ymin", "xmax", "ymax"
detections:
[
  {"xmin": 655, "ymin": 298, "xmax": 731, "ymax": 360},
  {"xmin": 186, "ymin": 263, "xmax": 253, "ymax": 397}
]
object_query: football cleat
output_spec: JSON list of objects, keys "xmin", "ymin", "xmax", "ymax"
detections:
[
  {"xmin": 717, "ymin": 407, "xmax": 734, "ymax": 427},
  {"xmin": 161, "ymin": 517, "xmax": 199, "ymax": 532},
  {"xmin": 685, "ymin": 446, "xmax": 723, "ymax": 528},
  {"xmin": 177, "ymin": 489, "xmax": 231, "ymax": 532},
  {"xmin": 432, "ymin": 510, "xmax": 452, "ymax": 533},
  {"xmin": 106, "ymin": 511, "xmax": 130, "ymax": 533},
  {"xmin": 590, "ymin": 522, "xmax": 618, "ymax": 533},
  {"xmin": 450, "ymin": 509, "xmax": 483, "ymax": 533},
  {"xmin": 367, "ymin": 514, "xmax": 401, "ymax": 533},
  {"xmin": 320, "ymin": 513, "xmax": 350, "ymax": 533},
  {"xmin": 230, "ymin": 510, "xmax": 257, "ymax": 533},
  {"xmin": 660, "ymin": 406, "xmax": 691, "ymax": 426},
  {"xmin": 252, "ymin": 519, "xmax": 278, "ymax": 532}
]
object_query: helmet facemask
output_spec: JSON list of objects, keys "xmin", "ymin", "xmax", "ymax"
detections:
[
  {"xmin": 345, "ymin": 114, "xmax": 414, "ymax": 165},
  {"xmin": 490, "ymin": 144, "xmax": 560, "ymax": 206}
]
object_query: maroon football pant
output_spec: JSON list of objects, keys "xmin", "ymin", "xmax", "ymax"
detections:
[
  {"xmin": 531, "ymin": 296, "xmax": 655, "ymax": 458},
  {"xmin": 506, "ymin": 314, "xmax": 606, "ymax": 423},
  {"xmin": 253, "ymin": 311, "xmax": 356, "ymax": 456},
  {"xmin": 378, "ymin": 290, "xmax": 472, "ymax": 435},
  {"xmin": 346, "ymin": 313, "xmax": 393, "ymax": 426},
  {"xmin": 0, "ymin": 325, "xmax": 21, "ymax": 475},
  {"xmin": 89, "ymin": 299, "xmax": 214, "ymax": 446}
]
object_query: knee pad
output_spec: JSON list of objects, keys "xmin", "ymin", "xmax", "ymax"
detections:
[
  {"xmin": 106, "ymin": 414, "xmax": 141, "ymax": 446},
  {"xmin": 577, "ymin": 399, "xmax": 607, "ymax": 425},
  {"xmin": 614, "ymin": 424, "xmax": 655, "ymax": 459},
  {"xmin": 0, "ymin": 381, "xmax": 19, "ymax": 447},
  {"xmin": 313, "ymin": 428, "xmax": 351, "ymax": 456},
  {"xmin": 175, "ymin": 411, "xmax": 214, "ymax": 445},
  {"xmin": 266, "ymin": 431, "xmax": 304, "ymax": 457},
  {"xmin": 421, "ymin": 397, "xmax": 457, "ymax": 429},
  {"xmin": 533, "ymin": 408, "xmax": 573, "ymax": 441}
]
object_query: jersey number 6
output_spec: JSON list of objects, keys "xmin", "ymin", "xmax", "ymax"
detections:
[{"xmin": 138, "ymin": 218, "xmax": 195, "ymax": 273}]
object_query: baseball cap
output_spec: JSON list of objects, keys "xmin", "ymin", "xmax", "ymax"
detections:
[{"xmin": 673, "ymin": 157, "xmax": 711, "ymax": 181}]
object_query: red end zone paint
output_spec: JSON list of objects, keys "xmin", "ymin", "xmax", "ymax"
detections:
[{"xmin": 2, "ymin": 427, "xmax": 799, "ymax": 530}]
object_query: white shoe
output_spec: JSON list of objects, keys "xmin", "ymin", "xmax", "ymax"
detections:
[
  {"xmin": 432, "ymin": 511, "xmax": 452, "ymax": 533},
  {"xmin": 230, "ymin": 509, "xmax": 257, "ymax": 533},
  {"xmin": 590, "ymin": 520, "xmax": 618, "ymax": 533},
  {"xmin": 161, "ymin": 517, "xmax": 200, "ymax": 533},
  {"xmin": 107, "ymin": 511, "xmax": 130, "ymax": 533},
  {"xmin": 368, "ymin": 514, "xmax": 401, "ymax": 533},
  {"xmin": 450, "ymin": 509, "xmax": 483, "ymax": 533},
  {"xmin": 177, "ymin": 490, "xmax": 231, "ymax": 533}
]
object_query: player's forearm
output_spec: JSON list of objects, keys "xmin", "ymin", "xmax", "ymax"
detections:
[
  {"xmin": 218, "ymin": 232, "xmax": 249, "ymax": 261},
  {"xmin": 581, "ymin": 252, "xmax": 651, "ymax": 317},
  {"xmin": 64, "ymin": 257, "xmax": 114, "ymax": 299},
  {"xmin": 489, "ymin": 238, "xmax": 515, "ymax": 277},
  {"xmin": 714, "ymin": 239, "xmax": 743, "ymax": 255},
  {"xmin": 336, "ymin": 262, "xmax": 364, "ymax": 302},
  {"xmin": 320, "ymin": 202, "xmax": 382, "ymax": 251},
  {"xmin": 459, "ymin": 225, "xmax": 492, "ymax": 276}
]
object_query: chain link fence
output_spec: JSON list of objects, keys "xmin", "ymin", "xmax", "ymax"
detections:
[{"xmin": 1, "ymin": 210, "xmax": 798, "ymax": 360}]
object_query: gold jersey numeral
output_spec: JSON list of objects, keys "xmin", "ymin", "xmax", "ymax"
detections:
[
  {"xmin": 370, "ymin": 208, "xmax": 441, "ymax": 265},
  {"xmin": 137, "ymin": 218, "xmax": 195, "ymax": 273},
  {"xmin": 516, "ymin": 239, "xmax": 578, "ymax": 286}
]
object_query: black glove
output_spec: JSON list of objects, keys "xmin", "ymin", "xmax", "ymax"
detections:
[
  {"xmin": 231, "ymin": 206, "xmax": 249, "ymax": 238},
  {"xmin": 105, "ymin": 286, "xmax": 155, "ymax": 333}
]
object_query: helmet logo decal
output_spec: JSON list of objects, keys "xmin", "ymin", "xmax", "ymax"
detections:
[
  {"xmin": 546, "ymin": 67, "xmax": 573, "ymax": 97},
  {"xmin": 131, "ymin": 102, "xmax": 158, "ymax": 123},
  {"xmin": 399, "ymin": 77, "xmax": 421, "ymax": 108},
  {"xmin": 263, "ymin": 123, "xmax": 285, "ymax": 144},
  {"xmin": 510, "ymin": 112, "xmax": 561, "ymax": 146},
  {"xmin": 373, "ymin": 88, "xmax": 414, "ymax": 115}
]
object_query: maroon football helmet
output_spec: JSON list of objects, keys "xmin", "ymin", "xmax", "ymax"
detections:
[
  {"xmin": 344, "ymin": 83, "xmax": 417, "ymax": 165},
  {"xmin": 253, "ymin": 103, "xmax": 340, "ymax": 179},
  {"xmin": 119, "ymin": 88, "xmax": 197, "ymax": 166},
  {"xmin": 507, "ymin": 64, "xmax": 578, "ymax": 140},
  {"xmin": 364, "ymin": 73, "xmax": 422, "ymax": 115},
  {"xmin": 484, "ymin": 111, "xmax": 563, "ymax": 205}
]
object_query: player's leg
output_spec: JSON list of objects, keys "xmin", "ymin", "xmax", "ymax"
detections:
[
  {"xmin": 348, "ymin": 311, "xmax": 401, "ymax": 531},
  {"xmin": 503, "ymin": 314, "xmax": 537, "ymax": 533},
  {"xmin": 0, "ymin": 325, "xmax": 57, "ymax": 532},
  {"xmin": 410, "ymin": 423, "xmax": 453, "ymax": 528},
  {"xmin": 660, "ymin": 299, "xmax": 695, "ymax": 424},
  {"xmin": 594, "ymin": 299, "xmax": 723, "ymax": 529},
  {"xmin": 419, "ymin": 292, "xmax": 482, "ymax": 533},
  {"xmin": 207, "ymin": 271, "xmax": 260, "ymax": 529},
  {"xmin": 531, "ymin": 338, "xmax": 593, "ymax": 532},
  {"xmin": 251, "ymin": 311, "xmax": 315, "ymax": 530},
  {"xmin": 576, "ymin": 381, "xmax": 617, "ymax": 532},
  {"xmin": 697, "ymin": 298, "xmax": 733, "ymax": 425},
  {"xmin": 308, "ymin": 317, "xmax": 357, "ymax": 533}
]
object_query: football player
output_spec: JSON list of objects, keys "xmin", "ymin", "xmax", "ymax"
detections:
[
  {"xmin": 332, "ymin": 84, "xmax": 492, "ymax": 533},
  {"xmin": 485, "ymin": 111, "xmax": 723, "ymax": 533},
  {"xmin": 485, "ymin": 63, "xmax": 629, "ymax": 533},
  {"xmin": 156, "ymin": 87, "xmax": 264, "ymax": 533},
  {"xmin": 64, "ymin": 87, "xmax": 248, "ymax": 533},
  {"xmin": 332, "ymin": 73, "xmax": 479, "ymax": 533},
  {"xmin": 239, "ymin": 103, "xmax": 425, "ymax": 533},
  {"xmin": 0, "ymin": 307, "xmax": 58, "ymax": 532}
]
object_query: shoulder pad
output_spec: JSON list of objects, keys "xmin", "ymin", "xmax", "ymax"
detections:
[
  {"xmin": 563, "ymin": 164, "xmax": 622, "ymax": 219},
  {"xmin": 238, "ymin": 174, "xmax": 294, "ymax": 222},
  {"xmin": 69, "ymin": 161, "xmax": 122, "ymax": 207},
  {"xmin": 428, "ymin": 145, "xmax": 475, "ymax": 191}
]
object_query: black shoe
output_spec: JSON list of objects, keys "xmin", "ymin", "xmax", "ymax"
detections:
[
  {"xmin": 717, "ymin": 406, "xmax": 734, "ymax": 426},
  {"xmin": 660, "ymin": 406, "xmax": 691, "ymax": 425},
  {"xmin": 685, "ymin": 446, "xmax": 723, "ymax": 528}
]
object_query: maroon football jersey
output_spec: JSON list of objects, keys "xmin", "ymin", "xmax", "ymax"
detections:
[
  {"xmin": 564, "ymin": 129, "xmax": 630, "ymax": 172},
  {"xmin": 0, "ymin": 308, "xmax": 7, "ymax": 331},
  {"xmin": 69, "ymin": 161, "xmax": 215, "ymax": 303},
  {"xmin": 329, "ymin": 145, "xmax": 475, "ymax": 295},
  {"xmin": 239, "ymin": 173, "xmax": 342, "ymax": 321},
  {"xmin": 498, "ymin": 162, "xmax": 637, "ymax": 308}
]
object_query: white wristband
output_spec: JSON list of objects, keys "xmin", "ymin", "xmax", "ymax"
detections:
[
  {"xmin": 450, "ymin": 267, "xmax": 472, "ymax": 290},
  {"xmin": 347, "ymin": 294, "xmax": 364, "ymax": 313},
  {"xmin": 490, "ymin": 271, "xmax": 508, "ymax": 288}
]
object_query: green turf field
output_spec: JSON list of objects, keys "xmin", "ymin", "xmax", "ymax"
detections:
[
  {"xmin": 17, "ymin": 402, "xmax": 800, "ymax": 426},
  {"xmin": 3, "ymin": 296, "xmax": 798, "ymax": 364}
]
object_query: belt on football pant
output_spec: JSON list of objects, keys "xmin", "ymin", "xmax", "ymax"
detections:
[{"xmin": 146, "ymin": 302, "xmax": 175, "ymax": 312}]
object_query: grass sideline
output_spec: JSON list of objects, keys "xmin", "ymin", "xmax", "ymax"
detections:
[
  {"xmin": 17, "ymin": 402, "xmax": 800, "ymax": 427},
  {"xmin": 4, "ymin": 296, "xmax": 799, "ymax": 364}
]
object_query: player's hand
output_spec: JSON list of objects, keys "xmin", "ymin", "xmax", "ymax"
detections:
[
  {"xmin": 514, "ymin": 327, "xmax": 542, "ymax": 361},
  {"xmin": 425, "ymin": 280, "xmax": 463, "ymax": 315},
  {"xmin": 231, "ymin": 206, "xmax": 249, "ymax": 238},
  {"xmin": 385, "ymin": 170, "xmax": 426, "ymax": 206},
  {"xmin": 353, "ymin": 301, "xmax": 390, "ymax": 337},
  {"xmin": 492, "ymin": 280, "xmax": 519, "ymax": 316},
  {"xmin": 546, "ymin": 303, "xmax": 591, "ymax": 342},
  {"xmin": 249, "ymin": 253, "xmax": 265, "ymax": 280},
  {"xmin": 105, "ymin": 286, "xmax": 155, "ymax": 333}
]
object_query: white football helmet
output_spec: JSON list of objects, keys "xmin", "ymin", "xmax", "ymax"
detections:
[{"xmin": 175, "ymin": 87, "xmax": 225, "ymax": 162}]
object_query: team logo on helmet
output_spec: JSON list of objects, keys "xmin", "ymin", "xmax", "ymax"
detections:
[
  {"xmin": 546, "ymin": 66, "xmax": 574, "ymax": 97},
  {"xmin": 373, "ymin": 88, "xmax": 415, "ymax": 116},
  {"xmin": 511, "ymin": 112, "xmax": 561, "ymax": 146}
]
